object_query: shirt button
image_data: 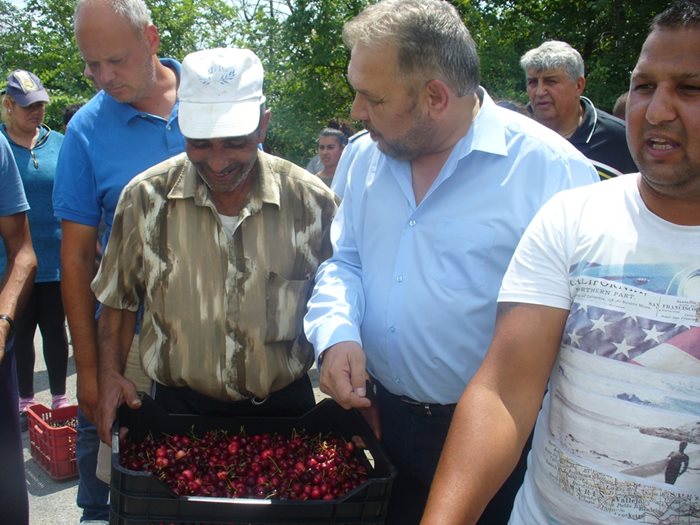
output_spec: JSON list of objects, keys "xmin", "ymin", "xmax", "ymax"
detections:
[
  {"xmin": 389, "ymin": 326, "xmax": 396, "ymax": 333},
  {"xmin": 397, "ymin": 275, "xmax": 403, "ymax": 283},
  {"xmin": 409, "ymin": 219, "xmax": 416, "ymax": 227}
]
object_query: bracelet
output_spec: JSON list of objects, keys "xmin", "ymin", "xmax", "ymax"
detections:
[{"xmin": 0, "ymin": 314, "xmax": 15, "ymax": 338}]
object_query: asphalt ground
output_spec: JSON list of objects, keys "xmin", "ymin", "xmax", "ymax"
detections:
[{"xmin": 22, "ymin": 331, "xmax": 327, "ymax": 525}]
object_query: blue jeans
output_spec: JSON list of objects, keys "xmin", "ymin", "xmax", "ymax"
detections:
[
  {"xmin": 76, "ymin": 410, "xmax": 110, "ymax": 521},
  {"xmin": 0, "ymin": 341, "xmax": 29, "ymax": 525}
]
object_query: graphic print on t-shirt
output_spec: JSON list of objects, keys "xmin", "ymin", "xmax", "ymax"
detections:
[{"xmin": 541, "ymin": 256, "xmax": 699, "ymax": 523}]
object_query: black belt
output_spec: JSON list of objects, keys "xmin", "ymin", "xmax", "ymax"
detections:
[
  {"xmin": 398, "ymin": 395, "xmax": 455, "ymax": 416},
  {"xmin": 374, "ymin": 380, "xmax": 456, "ymax": 417}
]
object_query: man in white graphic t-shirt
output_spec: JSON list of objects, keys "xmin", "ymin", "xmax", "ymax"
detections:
[{"xmin": 421, "ymin": 1, "xmax": 700, "ymax": 524}]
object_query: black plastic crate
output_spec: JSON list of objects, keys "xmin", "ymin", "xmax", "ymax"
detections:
[{"xmin": 110, "ymin": 397, "xmax": 396, "ymax": 525}]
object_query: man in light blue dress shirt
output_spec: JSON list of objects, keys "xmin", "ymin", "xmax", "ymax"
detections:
[{"xmin": 303, "ymin": 1, "xmax": 600, "ymax": 524}]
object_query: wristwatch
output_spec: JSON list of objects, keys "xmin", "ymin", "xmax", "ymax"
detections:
[{"xmin": 0, "ymin": 314, "xmax": 15, "ymax": 340}]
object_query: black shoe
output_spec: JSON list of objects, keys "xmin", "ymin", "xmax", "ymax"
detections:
[{"xmin": 19, "ymin": 411, "xmax": 28, "ymax": 432}]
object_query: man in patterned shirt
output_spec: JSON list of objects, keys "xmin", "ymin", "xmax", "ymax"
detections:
[{"xmin": 92, "ymin": 48, "xmax": 337, "ymax": 443}]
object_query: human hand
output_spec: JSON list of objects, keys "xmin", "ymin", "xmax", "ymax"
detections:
[
  {"xmin": 97, "ymin": 372, "xmax": 141, "ymax": 444},
  {"xmin": 319, "ymin": 341, "xmax": 372, "ymax": 410}
]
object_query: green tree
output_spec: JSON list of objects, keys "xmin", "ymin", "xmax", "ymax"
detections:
[
  {"xmin": 0, "ymin": 0, "xmax": 670, "ymax": 159},
  {"xmin": 235, "ymin": 0, "xmax": 370, "ymax": 164},
  {"xmin": 472, "ymin": 0, "xmax": 665, "ymax": 111},
  {"xmin": 0, "ymin": 0, "xmax": 243, "ymax": 131}
]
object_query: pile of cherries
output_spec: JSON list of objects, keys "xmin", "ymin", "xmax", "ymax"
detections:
[{"xmin": 119, "ymin": 428, "xmax": 369, "ymax": 500}]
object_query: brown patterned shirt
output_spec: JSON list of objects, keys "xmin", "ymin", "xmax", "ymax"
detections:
[{"xmin": 92, "ymin": 151, "xmax": 337, "ymax": 401}]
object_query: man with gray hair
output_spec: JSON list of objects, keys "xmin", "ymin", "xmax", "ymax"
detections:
[
  {"xmin": 521, "ymin": 40, "xmax": 637, "ymax": 179},
  {"xmin": 53, "ymin": 0, "xmax": 185, "ymax": 521},
  {"xmin": 304, "ymin": 1, "xmax": 599, "ymax": 523}
]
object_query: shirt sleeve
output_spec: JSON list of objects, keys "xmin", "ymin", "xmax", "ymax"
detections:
[
  {"xmin": 0, "ymin": 136, "xmax": 29, "ymax": 216},
  {"xmin": 52, "ymin": 126, "xmax": 101, "ymax": 226},
  {"xmin": 498, "ymin": 190, "xmax": 574, "ymax": 310},
  {"xmin": 91, "ymin": 181, "xmax": 144, "ymax": 311},
  {"xmin": 304, "ymin": 173, "xmax": 366, "ymax": 357}
]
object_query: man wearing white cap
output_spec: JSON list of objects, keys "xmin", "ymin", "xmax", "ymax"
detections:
[{"xmin": 91, "ymin": 48, "xmax": 338, "ymax": 442}]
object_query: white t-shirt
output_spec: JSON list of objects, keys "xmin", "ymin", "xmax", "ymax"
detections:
[
  {"xmin": 219, "ymin": 213, "xmax": 240, "ymax": 241},
  {"xmin": 499, "ymin": 174, "xmax": 700, "ymax": 524}
]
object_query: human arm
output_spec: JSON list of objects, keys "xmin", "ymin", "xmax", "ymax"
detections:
[
  {"xmin": 60, "ymin": 220, "xmax": 100, "ymax": 422},
  {"xmin": 96, "ymin": 304, "xmax": 140, "ymax": 444},
  {"xmin": 305, "ymin": 164, "xmax": 370, "ymax": 409},
  {"xmin": 0, "ymin": 213, "xmax": 36, "ymax": 363},
  {"xmin": 420, "ymin": 302, "xmax": 568, "ymax": 525}
]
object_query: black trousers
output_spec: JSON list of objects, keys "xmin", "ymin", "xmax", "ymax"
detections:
[
  {"xmin": 0, "ymin": 343, "xmax": 29, "ymax": 525},
  {"xmin": 153, "ymin": 373, "xmax": 316, "ymax": 417},
  {"xmin": 14, "ymin": 281, "xmax": 69, "ymax": 398},
  {"xmin": 375, "ymin": 381, "xmax": 531, "ymax": 525}
]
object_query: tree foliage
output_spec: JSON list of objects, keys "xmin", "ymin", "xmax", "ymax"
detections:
[
  {"xmin": 469, "ymin": 0, "xmax": 664, "ymax": 111},
  {"xmin": 0, "ymin": 0, "xmax": 667, "ymax": 163}
]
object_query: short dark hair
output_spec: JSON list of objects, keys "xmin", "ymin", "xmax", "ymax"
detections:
[{"xmin": 651, "ymin": 0, "xmax": 700, "ymax": 30}]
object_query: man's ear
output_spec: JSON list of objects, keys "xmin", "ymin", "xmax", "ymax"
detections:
[
  {"xmin": 576, "ymin": 76, "xmax": 586, "ymax": 96},
  {"xmin": 257, "ymin": 109, "xmax": 272, "ymax": 143},
  {"xmin": 144, "ymin": 23, "xmax": 160, "ymax": 55},
  {"xmin": 423, "ymin": 79, "xmax": 450, "ymax": 117}
]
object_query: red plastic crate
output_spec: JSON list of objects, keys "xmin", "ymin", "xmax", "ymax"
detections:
[{"xmin": 27, "ymin": 403, "xmax": 78, "ymax": 481}]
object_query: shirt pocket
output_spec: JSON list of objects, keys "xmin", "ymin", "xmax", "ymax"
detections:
[
  {"xmin": 265, "ymin": 272, "xmax": 313, "ymax": 343},
  {"xmin": 429, "ymin": 220, "xmax": 495, "ymax": 290}
]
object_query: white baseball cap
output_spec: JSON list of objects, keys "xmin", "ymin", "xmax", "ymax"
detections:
[{"xmin": 178, "ymin": 48, "xmax": 266, "ymax": 139}]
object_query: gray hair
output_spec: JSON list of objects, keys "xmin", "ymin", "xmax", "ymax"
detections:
[
  {"xmin": 74, "ymin": 0, "xmax": 153, "ymax": 35},
  {"xmin": 520, "ymin": 41, "xmax": 585, "ymax": 82},
  {"xmin": 342, "ymin": 0, "xmax": 480, "ymax": 97}
]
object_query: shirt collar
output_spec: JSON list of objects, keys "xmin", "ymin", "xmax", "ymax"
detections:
[
  {"xmin": 109, "ymin": 58, "xmax": 181, "ymax": 126},
  {"xmin": 453, "ymin": 87, "xmax": 508, "ymax": 159},
  {"xmin": 569, "ymin": 96, "xmax": 596, "ymax": 144},
  {"xmin": 168, "ymin": 150, "xmax": 282, "ymax": 213}
]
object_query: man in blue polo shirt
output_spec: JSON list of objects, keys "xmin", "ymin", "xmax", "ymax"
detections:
[{"xmin": 52, "ymin": 0, "xmax": 185, "ymax": 522}]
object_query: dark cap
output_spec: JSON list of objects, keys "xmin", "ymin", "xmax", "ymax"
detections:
[{"xmin": 5, "ymin": 70, "xmax": 49, "ymax": 107}]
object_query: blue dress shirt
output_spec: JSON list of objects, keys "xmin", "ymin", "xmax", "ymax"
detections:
[{"xmin": 305, "ymin": 88, "xmax": 600, "ymax": 404}]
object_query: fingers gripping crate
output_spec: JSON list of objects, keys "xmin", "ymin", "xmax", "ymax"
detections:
[
  {"xmin": 27, "ymin": 404, "xmax": 79, "ymax": 481},
  {"xmin": 110, "ymin": 397, "xmax": 396, "ymax": 525}
]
